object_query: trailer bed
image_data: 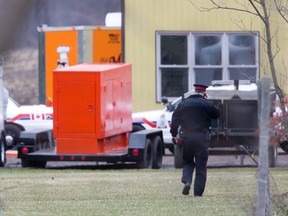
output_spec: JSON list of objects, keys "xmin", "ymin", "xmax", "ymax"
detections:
[{"xmin": 20, "ymin": 147, "xmax": 130, "ymax": 162}]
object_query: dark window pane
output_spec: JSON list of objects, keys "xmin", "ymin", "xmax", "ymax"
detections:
[
  {"xmin": 195, "ymin": 36, "xmax": 222, "ymax": 65},
  {"xmin": 161, "ymin": 68, "xmax": 188, "ymax": 97},
  {"xmin": 229, "ymin": 68, "xmax": 257, "ymax": 83},
  {"xmin": 195, "ymin": 68, "xmax": 222, "ymax": 86},
  {"xmin": 161, "ymin": 35, "xmax": 187, "ymax": 65},
  {"xmin": 229, "ymin": 35, "xmax": 256, "ymax": 65}
]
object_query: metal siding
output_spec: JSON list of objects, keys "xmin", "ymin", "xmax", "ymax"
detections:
[
  {"xmin": 83, "ymin": 30, "xmax": 93, "ymax": 63},
  {"xmin": 77, "ymin": 30, "xmax": 84, "ymax": 64},
  {"xmin": 124, "ymin": 0, "xmax": 267, "ymax": 112},
  {"xmin": 38, "ymin": 32, "xmax": 46, "ymax": 104}
]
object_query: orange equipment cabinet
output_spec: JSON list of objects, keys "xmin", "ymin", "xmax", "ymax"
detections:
[
  {"xmin": 53, "ymin": 64, "xmax": 132, "ymax": 154},
  {"xmin": 37, "ymin": 25, "xmax": 122, "ymax": 106}
]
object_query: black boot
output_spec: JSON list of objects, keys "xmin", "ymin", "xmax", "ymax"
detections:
[{"xmin": 182, "ymin": 182, "xmax": 191, "ymax": 195}]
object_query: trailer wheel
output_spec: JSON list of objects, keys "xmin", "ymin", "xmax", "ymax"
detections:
[
  {"xmin": 21, "ymin": 159, "xmax": 47, "ymax": 168},
  {"xmin": 279, "ymin": 140, "xmax": 288, "ymax": 153},
  {"xmin": 5, "ymin": 124, "xmax": 23, "ymax": 149},
  {"xmin": 168, "ymin": 146, "xmax": 174, "ymax": 154},
  {"xmin": 137, "ymin": 138, "xmax": 152, "ymax": 169},
  {"xmin": 0, "ymin": 141, "xmax": 6, "ymax": 167},
  {"xmin": 151, "ymin": 136, "xmax": 163, "ymax": 169},
  {"xmin": 174, "ymin": 144, "xmax": 183, "ymax": 169},
  {"xmin": 268, "ymin": 146, "xmax": 278, "ymax": 167}
]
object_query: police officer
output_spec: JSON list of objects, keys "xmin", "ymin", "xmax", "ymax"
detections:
[{"xmin": 170, "ymin": 84, "xmax": 220, "ymax": 196}]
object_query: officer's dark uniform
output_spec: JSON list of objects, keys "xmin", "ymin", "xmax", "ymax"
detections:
[{"xmin": 170, "ymin": 84, "xmax": 220, "ymax": 196}]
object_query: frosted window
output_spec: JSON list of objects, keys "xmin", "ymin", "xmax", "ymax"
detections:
[
  {"xmin": 195, "ymin": 36, "xmax": 222, "ymax": 65},
  {"xmin": 229, "ymin": 35, "xmax": 255, "ymax": 65}
]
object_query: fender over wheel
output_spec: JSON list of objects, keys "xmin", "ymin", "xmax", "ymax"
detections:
[{"xmin": 132, "ymin": 124, "xmax": 145, "ymax": 133}]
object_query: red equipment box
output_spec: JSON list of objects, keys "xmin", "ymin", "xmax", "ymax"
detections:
[{"xmin": 53, "ymin": 64, "xmax": 132, "ymax": 154}]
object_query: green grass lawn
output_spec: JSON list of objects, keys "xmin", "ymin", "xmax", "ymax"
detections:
[{"xmin": 0, "ymin": 167, "xmax": 287, "ymax": 216}]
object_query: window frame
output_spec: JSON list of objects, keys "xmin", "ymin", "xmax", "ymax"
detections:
[{"xmin": 156, "ymin": 31, "xmax": 259, "ymax": 102}]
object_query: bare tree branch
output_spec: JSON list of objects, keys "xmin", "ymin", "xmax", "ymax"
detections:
[
  {"xmin": 248, "ymin": 0, "xmax": 267, "ymax": 23},
  {"xmin": 189, "ymin": 0, "xmax": 260, "ymax": 16},
  {"xmin": 274, "ymin": 0, "xmax": 288, "ymax": 23}
]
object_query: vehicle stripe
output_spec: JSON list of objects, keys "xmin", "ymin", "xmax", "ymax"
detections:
[
  {"xmin": 141, "ymin": 118, "xmax": 157, "ymax": 128},
  {"xmin": 6, "ymin": 113, "xmax": 53, "ymax": 122},
  {"xmin": 7, "ymin": 114, "xmax": 31, "ymax": 122}
]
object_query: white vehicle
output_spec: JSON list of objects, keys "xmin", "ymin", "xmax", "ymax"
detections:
[
  {"xmin": 132, "ymin": 108, "xmax": 174, "ymax": 152},
  {"xmin": 5, "ymin": 97, "xmax": 53, "ymax": 148},
  {"xmin": 132, "ymin": 80, "xmax": 261, "ymax": 155}
]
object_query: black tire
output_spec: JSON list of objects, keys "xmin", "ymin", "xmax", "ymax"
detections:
[
  {"xmin": 132, "ymin": 124, "xmax": 145, "ymax": 133},
  {"xmin": 268, "ymin": 146, "xmax": 277, "ymax": 167},
  {"xmin": 5, "ymin": 124, "xmax": 23, "ymax": 149},
  {"xmin": 21, "ymin": 159, "xmax": 47, "ymax": 168},
  {"xmin": 174, "ymin": 144, "xmax": 183, "ymax": 169},
  {"xmin": 168, "ymin": 146, "xmax": 174, "ymax": 154},
  {"xmin": 0, "ymin": 141, "xmax": 6, "ymax": 167},
  {"xmin": 137, "ymin": 138, "xmax": 152, "ymax": 169},
  {"xmin": 279, "ymin": 141, "xmax": 288, "ymax": 153},
  {"xmin": 151, "ymin": 136, "xmax": 163, "ymax": 169}
]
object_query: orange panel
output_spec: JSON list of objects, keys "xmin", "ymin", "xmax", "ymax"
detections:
[
  {"xmin": 93, "ymin": 29, "xmax": 122, "ymax": 63},
  {"xmin": 56, "ymin": 133, "xmax": 129, "ymax": 154},
  {"xmin": 57, "ymin": 81, "xmax": 96, "ymax": 134},
  {"xmin": 102, "ymin": 79, "xmax": 114, "ymax": 132},
  {"xmin": 45, "ymin": 31, "xmax": 78, "ymax": 104},
  {"xmin": 102, "ymin": 133, "xmax": 129, "ymax": 152},
  {"xmin": 56, "ymin": 138, "xmax": 102, "ymax": 154}
]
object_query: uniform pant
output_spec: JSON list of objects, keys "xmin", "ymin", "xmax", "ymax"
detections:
[{"xmin": 181, "ymin": 132, "xmax": 209, "ymax": 196}]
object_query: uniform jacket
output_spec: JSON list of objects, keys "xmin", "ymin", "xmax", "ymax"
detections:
[{"xmin": 170, "ymin": 94, "xmax": 220, "ymax": 137}]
